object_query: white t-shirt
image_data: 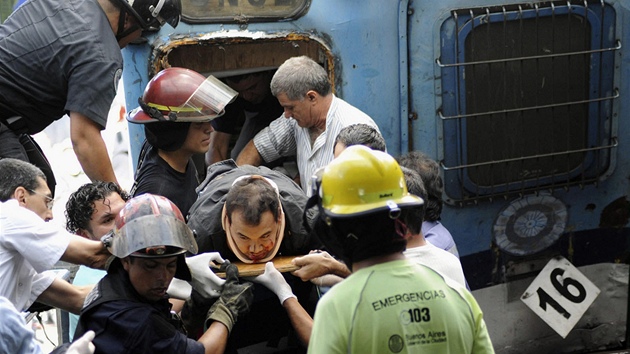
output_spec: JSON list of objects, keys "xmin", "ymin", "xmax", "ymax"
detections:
[
  {"xmin": 0, "ymin": 199, "xmax": 69, "ymax": 311},
  {"xmin": 404, "ymin": 242, "xmax": 467, "ymax": 288}
]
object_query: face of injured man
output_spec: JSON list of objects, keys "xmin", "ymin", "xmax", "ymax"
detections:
[
  {"xmin": 226, "ymin": 208, "xmax": 281, "ymax": 262},
  {"xmin": 223, "ymin": 175, "xmax": 286, "ymax": 263}
]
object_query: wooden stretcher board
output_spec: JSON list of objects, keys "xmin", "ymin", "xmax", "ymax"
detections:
[{"xmin": 213, "ymin": 256, "xmax": 299, "ymax": 278}]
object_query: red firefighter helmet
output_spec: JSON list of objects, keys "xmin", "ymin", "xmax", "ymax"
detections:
[
  {"xmin": 108, "ymin": 193, "xmax": 198, "ymax": 258},
  {"xmin": 127, "ymin": 67, "xmax": 238, "ymax": 124},
  {"xmin": 104, "ymin": 193, "xmax": 198, "ymax": 280}
]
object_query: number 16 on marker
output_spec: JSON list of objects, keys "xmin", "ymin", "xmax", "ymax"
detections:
[{"xmin": 521, "ymin": 256, "xmax": 600, "ymax": 338}]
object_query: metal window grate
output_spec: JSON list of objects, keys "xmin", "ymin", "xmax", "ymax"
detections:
[{"xmin": 437, "ymin": 1, "xmax": 618, "ymax": 205}]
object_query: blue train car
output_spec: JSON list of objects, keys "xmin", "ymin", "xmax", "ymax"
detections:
[{"xmin": 122, "ymin": 1, "xmax": 630, "ymax": 352}]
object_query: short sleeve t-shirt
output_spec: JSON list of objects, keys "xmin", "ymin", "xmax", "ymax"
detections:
[
  {"xmin": 0, "ymin": 0, "xmax": 122, "ymax": 133},
  {"xmin": 309, "ymin": 260, "xmax": 494, "ymax": 354}
]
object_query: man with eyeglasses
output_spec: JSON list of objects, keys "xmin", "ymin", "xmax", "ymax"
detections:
[
  {"xmin": 26, "ymin": 187, "xmax": 54, "ymax": 213},
  {"xmin": 0, "ymin": 158, "xmax": 111, "ymax": 317}
]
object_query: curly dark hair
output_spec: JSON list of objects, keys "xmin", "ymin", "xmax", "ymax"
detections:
[{"xmin": 65, "ymin": 181, "xmax": 130, "ymax": 234}]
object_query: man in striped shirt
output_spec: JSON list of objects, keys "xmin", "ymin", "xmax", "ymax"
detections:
[{"xmin": 236, "ymin": 56, "xmax": 379, "ymax": 196}]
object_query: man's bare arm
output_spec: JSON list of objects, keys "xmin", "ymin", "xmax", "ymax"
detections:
[
  {"xmin": 198, "ymin": 322, "xmax": 229, "ymax": 354},
  {"xmin": 235, "ymin": 140, "xmax": 263, "ymax": 166},
  {"xmin": 69, "ymin": 111, "xmax": 118, "ymax": 184},
  {"xmin": 248, "ymin": 263, "xmax": 313, "ymax": 346},
  {"xmin": 291, "ymin": 251, "xmax": 351, "ymax": 281},
  {"xmin": 206, "ymin": 131, "xmax": 231, "ymax": 165},
  {"xmin": 283, "ymin": 297, "xmax": 313, "ymax": 346},
  {"xmin": 61, "ymin": 235, "xmax": 112, "ymax": 270},
  {"xmin": 36, "ymin": 279, "xmax": 93, "ymax": 314}
]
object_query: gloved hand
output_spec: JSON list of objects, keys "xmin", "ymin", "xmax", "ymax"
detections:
[
  {"xmin": 186, "ymin": 252, "xmax": 226, "ymax": 299},
  {"xmin": 248, "ymin": 262, "xmax": 296, "ymax": 304},
  {"xmin": 66, "ymin": 330, "xmax": 95, "ymax": 354},
  {"xmin": 167, "ymin": 278, "xmax": 193, "ymax": 300},
  {"xmin": 205, "ymin": 260, "xmax": 254, "ymax": 334}
]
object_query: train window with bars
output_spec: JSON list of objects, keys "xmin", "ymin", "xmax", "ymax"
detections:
[{"xmin": 437, "ymin": 1, "xmax": 619, "ymax": 204}]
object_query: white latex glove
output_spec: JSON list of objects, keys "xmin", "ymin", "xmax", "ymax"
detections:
[
  {"xmin": 167, "ymin": 278, "xmax": 193, "ymax": 300},
  {"xmin": 66, "ymin": 330, "xmax": 95, "ymax": 354},
  {"xmin": 186, "ymin": 252, "xmax": 226, "ymax": 298},
  {"xmin": 248, "ymin": 262, "xmax": 296, "ymax": 304}
]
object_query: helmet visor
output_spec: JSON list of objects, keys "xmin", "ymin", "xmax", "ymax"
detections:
[
  {"xmin": 110, "ymin": 214, "xmax": 198, "ymax": 258},
  {"xmin": 133, "ymin": 75, "xmax": 238, "ymax": 123},
  {"xmin": 180, "ymin": 75, "xmax": 238, "ymax": 121}
]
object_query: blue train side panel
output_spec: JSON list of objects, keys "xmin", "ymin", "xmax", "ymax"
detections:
[
  {"xmin": 408, "ymin": 1, "xmax": 630, "ymax": 350},
  {"xmin": 408, "ymin": 0, "xmax": 630, "ymax": 261}
]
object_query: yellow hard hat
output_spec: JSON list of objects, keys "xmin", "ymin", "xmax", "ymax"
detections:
[{"xmin": 320, "ymin": 145, "xmax": 424, "ymax": 217}]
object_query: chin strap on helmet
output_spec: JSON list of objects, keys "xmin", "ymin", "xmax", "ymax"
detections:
[
  {"xmin": 101, "ymin": 231, "xmax": 114, "ymax": 250},
  {"xmin": 138, "ymin": 97, "xmax": 178, "ymax": 121},
  {"xmin": 115, "ymin": 9, "xmax": 141, "ymax": 42},
  {"xmin": 386, "ymin": 200, "xmax": 401, "ymax": 219},
  {"xmin": 149, "ymin": 0, "xmax": 165, "ymax": 20}
]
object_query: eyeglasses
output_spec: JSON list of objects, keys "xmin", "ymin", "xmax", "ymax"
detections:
[{"xmin": 27, "ymin": 189, "xmax": 54, "ymax": 210}]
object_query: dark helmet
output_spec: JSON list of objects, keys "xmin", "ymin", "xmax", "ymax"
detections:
[{"xmin": 114, "ymin": 0, "xmax": 182, "ymax": 30}]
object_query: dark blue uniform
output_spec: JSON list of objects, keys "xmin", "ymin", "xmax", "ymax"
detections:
[{"xmin": 75, "ymin": 261, "xmax": 205, "ymax": 354}]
